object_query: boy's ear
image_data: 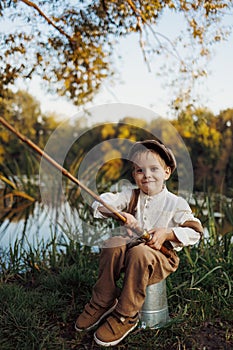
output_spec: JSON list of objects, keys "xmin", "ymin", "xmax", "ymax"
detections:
[{"xmin": 164, "ymin": 167, "xmax": 171, "ymax": 180}]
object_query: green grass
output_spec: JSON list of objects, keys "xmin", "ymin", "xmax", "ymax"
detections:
[
  {"xmin": 0, "ymin": 232, "xmax": 232, "ymax": 350},
  {"xmin": 0, "ymin": 164, "xmax": 232, "ymax": 349},
  {"xmin": 0, "ymin": 240, "xmax": 99, "ymax": 349}
]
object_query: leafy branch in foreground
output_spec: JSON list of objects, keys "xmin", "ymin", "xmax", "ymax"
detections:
[{"xmin": 0, "ymin": 0, "xmax": 232, "ymax": 107}]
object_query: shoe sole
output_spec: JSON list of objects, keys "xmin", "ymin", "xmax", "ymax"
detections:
[
  {"xmin": 93, "ymin": 320, "xmax": 139, "ymax": 347},
  {"xmin": 75, "ymin": 300, "xmax": 118, "ymax": 332}
]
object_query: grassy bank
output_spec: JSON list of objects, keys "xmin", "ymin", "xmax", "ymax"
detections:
[{"xmin": 0, "ymin": 230, "xmax": 232, "ymax": 350}]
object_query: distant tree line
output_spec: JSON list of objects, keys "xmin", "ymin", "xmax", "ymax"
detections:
[{"xmin": 0, "ymin": 89, "xmax": 232, "ymax": 195}]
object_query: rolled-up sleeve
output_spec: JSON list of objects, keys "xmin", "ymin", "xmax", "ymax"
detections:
[
  {"xmin": 92, "ymin": 190, "xmax": 132, "ymax": 218},
  {"xmin": 171, "ymin": 197, "xmax": 202, "ymax": 248},
  {"xmin": 172, "ymin": 227, "xmax": 201, "ymax": 247}
]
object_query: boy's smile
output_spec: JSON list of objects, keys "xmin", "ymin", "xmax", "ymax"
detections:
[{"xmin": 132, "ymin": 151, "xmax": 171, "ymax": 196}]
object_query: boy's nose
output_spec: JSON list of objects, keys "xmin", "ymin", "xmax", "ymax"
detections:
[{"xmin": 144, "ymin": 169, "xmax": 151, "ymax": 177}]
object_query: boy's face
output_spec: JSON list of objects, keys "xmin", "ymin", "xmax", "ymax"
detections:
[{"xmin": 132, "ymin": 151, "xmax": 171, "ymax": 196}]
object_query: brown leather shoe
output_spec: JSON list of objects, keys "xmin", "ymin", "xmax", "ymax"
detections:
[
  {"xmin": 94, "ymin": 311, "xmax": 139, "ymax": 346},
  {"xmin": 75, "ymin": 299, "xmax": 118, "ymax": 332}
]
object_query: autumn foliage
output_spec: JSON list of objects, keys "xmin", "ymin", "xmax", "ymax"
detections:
[{"xmin": 0, "ymin": 90, "xmax": 232, "ymax": 195}]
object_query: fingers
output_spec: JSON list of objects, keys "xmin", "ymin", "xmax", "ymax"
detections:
[
  {"xmin": 146, "ymin": 229, "xmax": 165, "ymax": 250},
  {"xmin": 126, "ymin": 228, "xmax": 134, "ymax": 237},
  {"xmin": 122, "ymin": 213, "xmax": 140, "ymax": 229},
  {"xmin": 147, "ymin": 237, "xmax": 162, "ymax": 250}
]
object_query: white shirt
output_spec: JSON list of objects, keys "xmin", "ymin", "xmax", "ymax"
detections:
[{"xmin": 92, "ymin": 187, "xmax": 201, "ymax": 251}]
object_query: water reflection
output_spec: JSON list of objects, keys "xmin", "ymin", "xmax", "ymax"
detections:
[
  {"xmin": 1, "ymin": 187, "xmax": 232, "ymax": 250},
  {"xmin": 0, "ymin": 202, "xmax": 61, "ymax": 249},
  {"xmin": 0, "ymin": 197, "xmax": 117, "ymax": 250}
]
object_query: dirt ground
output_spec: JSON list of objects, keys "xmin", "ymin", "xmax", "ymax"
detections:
[
  {"xmin": 62, "ymin": 319, "xmax": 233, "ymax": 349},
  {"xmin": 192, "ymin": 320, "xmax": 233, "ymax": 350}
]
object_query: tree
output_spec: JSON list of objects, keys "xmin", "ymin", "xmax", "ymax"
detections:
[
  {"xmin": 0, "ymin": 89, "xmax": 59, "ymax": 168},
  {"xmin": 214, "ymin": 109, "xmax": 233, "ymax": 193},
  {"xmin": 0, "ymin": 0, "xmax": 232, "ymax": 108},
  {"xmin": 172, "ymin": 106, "xmax": 233, "ymax": 193}
]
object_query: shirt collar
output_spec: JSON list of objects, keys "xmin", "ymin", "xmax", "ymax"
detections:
[{"xmin": 139, "ymin": 186, "xmax": 168, "ymax": 202}]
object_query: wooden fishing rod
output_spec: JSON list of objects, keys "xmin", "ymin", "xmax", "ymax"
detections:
[{"xmin": 0, "ymin": 117, "xmax": 172, "ymax": 257}]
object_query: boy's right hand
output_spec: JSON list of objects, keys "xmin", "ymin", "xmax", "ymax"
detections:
[{"xmin": 121, "ymin": 212, "xmax": 141, "ymax": 237}]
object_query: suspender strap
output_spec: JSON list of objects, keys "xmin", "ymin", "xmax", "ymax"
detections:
[{"xmin": 127, "ymin": 188, "xmax": 140, "ymax": 216}]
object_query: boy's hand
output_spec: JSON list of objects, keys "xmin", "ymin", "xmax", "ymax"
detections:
[
  {"xmin": 146, "ymin": 228, "xmax": 175, "ymax": 250},
  {"xmin": 121, "ymin": 212, "xmax": 141, "ymax": 237}
]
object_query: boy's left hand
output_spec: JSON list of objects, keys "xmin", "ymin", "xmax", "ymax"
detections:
[{"xmin": 146, "ymin": 228, "xmax": 172, "ymax": 250}]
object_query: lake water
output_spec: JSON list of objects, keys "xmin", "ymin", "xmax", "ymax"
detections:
[
  {"xmin": 1, "ymin": 189, "xmax": 232, "ymax": 251},
  {"xmin": 0, "ymin": 197, "xmax": 94, "ymax": 249},
  {"xmin": 0, "ymin": 198, "xmax": 117, "ymax": 251}
]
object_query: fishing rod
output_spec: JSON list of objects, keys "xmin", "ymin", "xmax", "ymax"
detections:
[{"xmin": 0, "ymin": 117, "xmax": 172, "ymax": 257}]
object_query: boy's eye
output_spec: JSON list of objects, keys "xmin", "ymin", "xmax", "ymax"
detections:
[
  {"xmin": 151, "ymin": 167, "xmax": 158, "ymax": 172},
  {"xmin": 135, "ymin": 168, "xmax": 143, "ymax": 174}
]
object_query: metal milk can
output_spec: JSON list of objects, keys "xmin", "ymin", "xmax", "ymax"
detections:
[{"xmin": 139, "ymin": 279, "xmax": 170, "ymax": 329}]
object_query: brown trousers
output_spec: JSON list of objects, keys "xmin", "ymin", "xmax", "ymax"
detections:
[{"xmin": 91, "ymin": 236, "xmax": 180, "ymax": 317}]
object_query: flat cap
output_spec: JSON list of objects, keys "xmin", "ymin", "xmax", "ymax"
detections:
[{"xmin": 128, "ymin": 139, "xmax": 176, "ymax": 174}]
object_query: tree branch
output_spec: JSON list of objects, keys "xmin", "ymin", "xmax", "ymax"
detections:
[
  {"xmin": 19, "ymin": 0, "xmax": 73, "ymax": 42},
  {"xmin": 126, "ymin": 0, "xmax": 184, "ymax": 65}
]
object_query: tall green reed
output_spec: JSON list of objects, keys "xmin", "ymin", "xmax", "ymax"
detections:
[{"xmin": 167, "ymin": 191, "xmax": 233, "ymax": 326}]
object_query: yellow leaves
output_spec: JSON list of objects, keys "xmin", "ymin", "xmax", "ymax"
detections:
[
  {"xmin": 0, "ymin": 130, "xmax": 10, "ymax": 143},
  {"xmin": 167, "ymin": 1, "xmax": 176, "ymax": 10},
  {"xmin": 189, "ymin": 18, "xmax": 204, "ymax": 41},
  {"xmin": 193, "ymin": 113, "xmax": 221, "ymax": 150},
  {"xmin": 57, "ymin": 38, "xmax": 109, "ymax": 105},
  {"xmin": 100, "ymin": 123, "xmax": 140, "ymax": 143},
  {"xmin": 118, "ymin": 125, "xmax": 131, "ymax": 139},
  {"xmin": 2, "ymin": 0, "xmax": 230, "ymax": 111},
  {"xmin": 101, "ymin": 124, "xmax": 116, "ymax": 139},
  {"xmin": 175, "ymin": 108, "xmax": 223, "ymax": 157},
  {"xmin": 195, "ymin": 119, "xmax": 221, "ymax": 151},
  {"xmin": 203, "ymin": 0, "xmax": 228, "ymax": 16},
  {"xmin": 64, "ymin": 76, "xmax": 72, "ymax": 90},
  {"xmin": 128, "ymin": 134, "xmax": 137, "ymax": 142},
  {"xmin": 102, "ymin": 154, "xmax": 123, "ymax": 181},
  {"xmin": 36, "ymin": 53, "xmax": 43, "ymax": 63},
  {"xmin": 97, "ymin": 143, "xmax": 124, "ymax": 181},
  {"xmin": 182, "ymin": 130, "xmax": 192, "ymax": 138}
]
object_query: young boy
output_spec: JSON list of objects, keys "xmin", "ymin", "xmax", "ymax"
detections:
[{"xmin": 75, "ymin": 140, "xmax": 203, "ymax": 347}]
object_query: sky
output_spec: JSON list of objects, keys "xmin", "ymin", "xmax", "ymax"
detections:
[{"xmin": 13, "ymin": 8, "xmax": 233, "ymax": 124}]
